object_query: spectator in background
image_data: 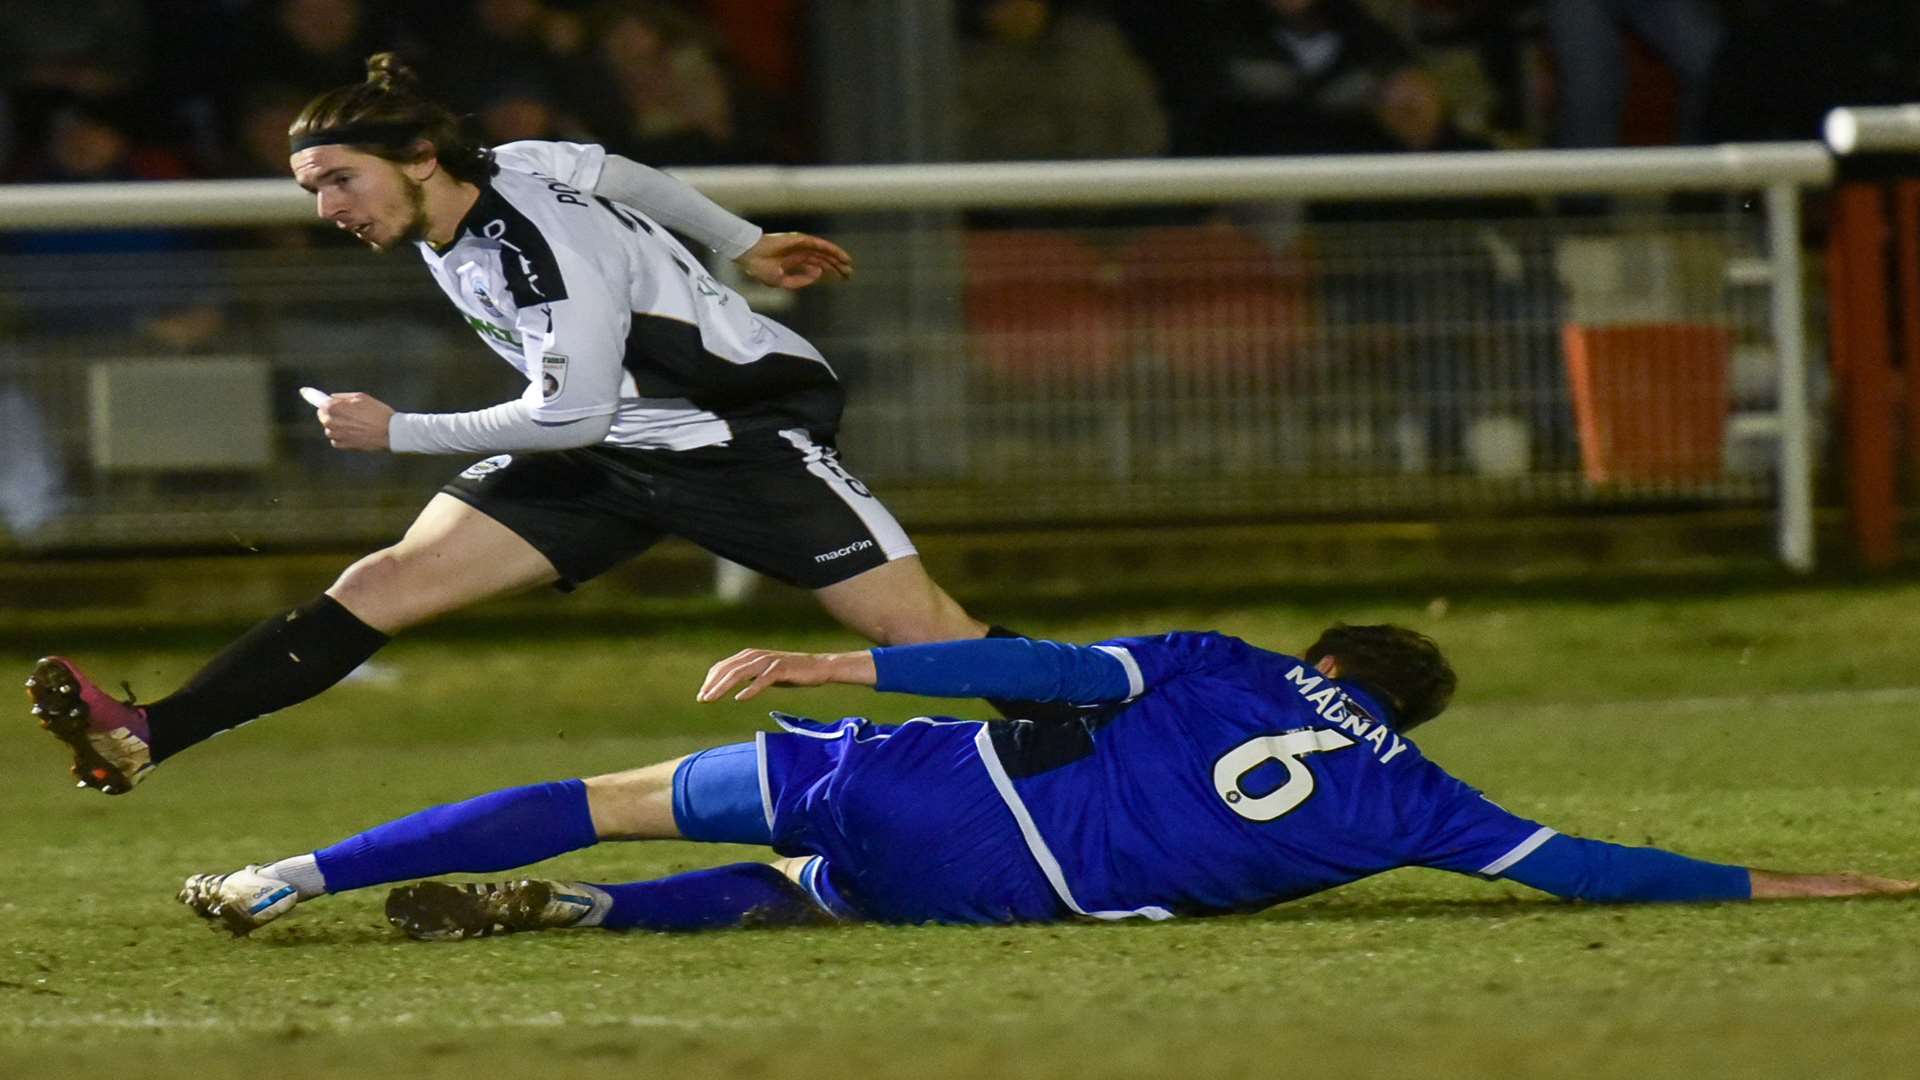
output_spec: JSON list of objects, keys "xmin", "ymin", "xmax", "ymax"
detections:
[
  {"xmin": 11, "ymin": 97, "xmax": 189, "ymax": 199},
  {"xmin": 142, "ymin": 0, "xmax": 259, "ymax": 176},
  {"xmin": 1403, "ymin": 0, "xmax": 1539, "ymax": 143},
  {"xmin": 1542, "ymin": 0, "xmax": 1723, "ymax": 148},
  {"xmin": 236, "ymin": 0, "xmax": 393, "ymax": 97},
  {"xmin": 1371, "ymin": 64, "xmax": 1469, "ymax": 153},
  {"xmin": 225, "ymin": 86, "xmax": 314, "ymax": 181},
  {"xmin": 1175, "ymin": 0, "xmax": 1434, "ymax": 158},
  {"xmin": 1267, "ymin": 25, "xmax": 1563, "ymax": 478},
  {"xmin": 956, "ymin": 0, "xmax": 1168, "ymax": 163},
  {"xmin": 2, "ymin": 0, "xmax": 148, "ymax": 105},
  {"xmin": 1308, "ymin": 73, "xmax": 1565, "ymax": 476},
  {"xmin": 5, "ymin": 98, "xmax": 224, "ymax": 348},
  {"xmin": 2, "ymin": 0, "xmax": 152, "ymax": 178},
  {"xmin": 578, "ymin": 1, "xmax": 756, "ymax": 165},
  {"xmin": 475, "ymin": 79, "xmax": 590, "ymax": 146},
  {"xmin": 428, "ymin": 0, "xmax": 594, "ymax": 121}
]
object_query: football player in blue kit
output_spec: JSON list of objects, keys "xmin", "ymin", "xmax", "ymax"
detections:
[{"xmin": 180, "ymin": 623, "xmax": 1916, "ymax": 938}]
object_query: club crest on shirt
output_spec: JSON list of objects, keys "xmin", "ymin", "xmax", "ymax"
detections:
[
  {"xmin": 456, "ymin": 259, "xmax": 508, "ymax": 320},
  {"xmin": 471, "ymin": 280, "xmax": 506, "ymax": 320},
  {"xmin": 541, "ymin": 353, "xmax": 569, "ymax": 401}
]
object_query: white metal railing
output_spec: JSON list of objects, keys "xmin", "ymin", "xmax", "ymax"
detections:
[
  {"xmin": 1824, "ymin": 105, "xmax": 1920, "ymax": 155},
  {"xmin": 0, "ymin": 144, "xmax": 1834, "ymax": 227},
  {"xmin": 0, "ymin": 145, "xmax": 1842, "ymax": 569}
]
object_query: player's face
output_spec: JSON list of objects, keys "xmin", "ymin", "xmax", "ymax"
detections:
[{"xmin": 290, "ymin": 145, "xmax": 430, "ymax": 254}]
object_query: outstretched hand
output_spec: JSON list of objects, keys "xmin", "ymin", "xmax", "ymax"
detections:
[
  {"xmin": 735, "ymin": 232, "xmax": 854, "ymax": 290},
  {"xmin": 697, "ymin": 648, "xmax": 876, "ymax": 703},
  {"xmin": 1748, "ymin": 869, "xmax": 1920, "ymax": 899}
]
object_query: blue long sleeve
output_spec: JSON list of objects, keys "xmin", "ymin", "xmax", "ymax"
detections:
[
  {"xmin": 870, "ymin": 637, "xmax": 1135, "ymax": 703},
  {"xmin": 1500, "ymin": 833, "xmax": 1751, "ymax": 903}
]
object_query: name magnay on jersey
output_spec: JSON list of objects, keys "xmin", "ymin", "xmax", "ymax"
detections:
[
  {"xmin": 986, "ymin": 632, "xmax": 1549, "ymax": 921},
  {"xmin": 417, "ymin": 140, "xmax": 843, "ymax": 452}
]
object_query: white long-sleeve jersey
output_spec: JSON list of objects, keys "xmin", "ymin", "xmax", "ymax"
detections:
[{"xmin": 400, "ymin": 140, "xmax": 840, "ymax": 454}]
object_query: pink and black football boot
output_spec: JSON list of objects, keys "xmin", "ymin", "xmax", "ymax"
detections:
[{"xmin": 26, "ymin": 657, "xmax": 154, "ymax": 794}]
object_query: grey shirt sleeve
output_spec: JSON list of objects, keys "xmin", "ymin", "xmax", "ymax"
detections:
[
  {"xmin": 388, "ymin": 400, "xmax": 613, "ymax": 455},
  {"xmin": 590, "ymin": 154, "xmax": 763, "ymax": 260}
]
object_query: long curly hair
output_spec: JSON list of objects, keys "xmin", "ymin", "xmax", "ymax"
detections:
[{"xmin": 289, "ymin": 52, "xmax": 496, "ymax": 183}]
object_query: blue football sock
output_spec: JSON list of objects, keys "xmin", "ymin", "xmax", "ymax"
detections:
[
  {"xmin": 594, "ymin": 863, "xmax": 825, "ymax": 932},
  {"xmin": 313, "ymin": 780, "xmax": 598, "ymax": 893}
]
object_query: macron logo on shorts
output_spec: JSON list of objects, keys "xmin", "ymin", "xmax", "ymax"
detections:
[{"xmin": 814, "ymin": 539, "xmax": 875, "ymax": 563}]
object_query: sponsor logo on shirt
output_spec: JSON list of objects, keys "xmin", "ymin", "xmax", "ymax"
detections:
[
  {"xmin": 813, "ymin": 539, "xmax": 875, "ymax": 563},
  {"xmin": 463, "ymin": 313, "xmax": 522, "ymax": 347}
]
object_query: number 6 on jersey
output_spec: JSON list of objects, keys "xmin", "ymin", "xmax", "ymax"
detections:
[{"xmin": 1214, "ymin": 729, "xmax": 1357, "ymax": 822}]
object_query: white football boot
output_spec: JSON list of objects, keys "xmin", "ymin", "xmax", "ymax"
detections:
[
  {"xmin": 179, "ymin": 866, "xmax": 302, "ymax": 937},
  {"xmin": 384, "ymin": 879, "xmax": 607, "ymax": 941}
]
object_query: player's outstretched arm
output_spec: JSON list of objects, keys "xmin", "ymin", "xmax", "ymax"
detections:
[
  {"xmin": 591, "ymin": 153, "xmax": 763, "ymax": 259},
  {"xmin": 698, "ymin": 649, "xmax": 876, "ymax": 702},
  {"xmin": 590, "ymin": 154, "xmax": 854, "ymax": 286},
  {"xmin": 1496, "ymin": 833, "xmax": 1918, "ymax": 903},
  {"xmin": 1747, "ymin": 869, "xmax": 1920, "ymax": 899},
  {"xmin": 697, "ymin": 637, "xmax": 1137, "ymax": 705},
  {"xmin": 310, "ymin": 391, "xmax": 615, "ymax": 455}
]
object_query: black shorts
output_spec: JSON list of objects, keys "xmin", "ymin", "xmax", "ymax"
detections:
[{"xmin": 438, "ymin": 428, "xmax": 916, "ymax": 590}]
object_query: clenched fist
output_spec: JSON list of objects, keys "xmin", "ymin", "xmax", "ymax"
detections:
[{"xmin": 312, "ymin": 392, "xmax": 396, "ymax": 451}]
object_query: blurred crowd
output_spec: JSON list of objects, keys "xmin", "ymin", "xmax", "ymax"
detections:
[
  {"xmin": 5, "ymin": 0, "xmax": 1920, "ymax": 190},
  {"xmin": 0, "ymin": 0, "xmax": 809, "ymax": 188}
]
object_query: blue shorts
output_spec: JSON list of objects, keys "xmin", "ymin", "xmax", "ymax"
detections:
[{"xmin": 679, "ymin": 714, "xmax": 1065, "ymax": 925}]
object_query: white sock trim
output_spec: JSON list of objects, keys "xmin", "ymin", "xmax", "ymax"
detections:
[
  {"xmin": 569, "ymin": 882, "xmax": 615, "ymax": 928},
  {"xmin": 262, "ymin": 854, "xmax": 328, "ymax": 899}
]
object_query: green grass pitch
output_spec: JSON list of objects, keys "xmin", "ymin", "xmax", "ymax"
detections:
[{"xmin": 5, "ymin": 578, "xmax": 1920, "ymax": 1078}]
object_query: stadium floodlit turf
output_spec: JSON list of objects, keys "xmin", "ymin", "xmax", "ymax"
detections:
[{"xmin": 5, "ymin": 579, "xmax": 1920, "ymax": 1079}]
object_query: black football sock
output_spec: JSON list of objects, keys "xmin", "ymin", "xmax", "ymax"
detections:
[
  {"xmin": 144, "ymin": 594, "xmax": 391, "ymax": 762},
  {"xmin": 982, "ymin": 624, "xmax": 1081, "ymax": 724}
]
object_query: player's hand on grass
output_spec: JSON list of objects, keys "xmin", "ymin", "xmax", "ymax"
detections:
[
  {"xmin": 313, "ymin": 392, "xmax": 395, "ymax": 451},
  {"xmin": 735, "ymin": 232, "xmax": 853, "ymax": 290},
  {"xmin": 1748, "ymin": 869, "xmax": 1920, "ymax": 899},
  {"xmin": 698, "ymin": 648, "xmax": 876, "ymax": 702}
]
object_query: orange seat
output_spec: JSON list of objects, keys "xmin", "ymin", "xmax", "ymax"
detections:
[
  {"xmin": 1117, "ymin": 225, "xmax": 1309, "ymax": 375},
  {"xmin": 963, "ymin": 231, "xmax": 1126, "ymax": 385},
  {"xmin": 1562, "ymin": 322, "xmax": 1732, "ymax": 484}
]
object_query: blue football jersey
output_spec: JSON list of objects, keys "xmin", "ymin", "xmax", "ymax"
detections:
[{"xmin": 976, "ymin": 632, "xmax": 1552, "ymax": 920}]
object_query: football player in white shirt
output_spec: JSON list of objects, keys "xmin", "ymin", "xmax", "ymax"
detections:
[{"xmin": 28, "ymin": 53, "xmax": 1043, "ymax": 795}]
